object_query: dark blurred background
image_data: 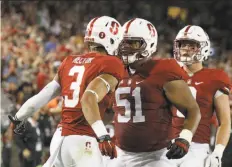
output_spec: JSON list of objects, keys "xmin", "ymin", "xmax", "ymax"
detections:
[{"xmin": 1, "ymin": 1, "xmax": 232, "ymax": 167}]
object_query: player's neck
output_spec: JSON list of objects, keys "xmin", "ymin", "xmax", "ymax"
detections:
[
  {"xmin": 185, "ymin": 62, "xmax": 203, "ymax": 74},
  {"xmin": 89, "ymin": 49, "xmax": 107, "ymax": 55}
]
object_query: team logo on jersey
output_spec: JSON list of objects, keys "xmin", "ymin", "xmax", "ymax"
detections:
[
  {"xmin": 136, "ymin": 80, "xmax": 144, "ymax": 85},
  {"xmin": 195, "ymin": 82, "xmax": 203, "ymax": 85}
]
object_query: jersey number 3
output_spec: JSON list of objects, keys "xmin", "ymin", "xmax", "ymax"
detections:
[
  {"xmin": 64, "ymin": 66, "xmax": 85, "ymax": 108},
  {"xmin": 115, "ymin": 87, "xmax": 145, "ymax": 123}
]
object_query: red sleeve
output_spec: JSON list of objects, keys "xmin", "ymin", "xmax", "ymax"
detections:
[
  {"xmin": 214, "ymin": 70, "xmax": 231, "ymax": 95},
  {"xmin": 57, "ymin": 56, "xmax": 69, "ymax": 78},
  {"xmin": 98, "ymin": 56, "xmax": 125, "ymax": 81},
  {"xmin": 161, "ymin": 59, "xmax": 189, "ymax": 83}
]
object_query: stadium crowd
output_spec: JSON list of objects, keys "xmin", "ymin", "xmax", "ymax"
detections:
[{"xmin": 1, "ymin": 1, "xmax": 232, "ymax": 167}]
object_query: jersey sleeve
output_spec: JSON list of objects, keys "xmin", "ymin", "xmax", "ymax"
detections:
[
  {"xmin": 161, "ymin": 59, "xmax": 189, "ymax": 82},
  {"xmin": 214, "ymin": 70, "xmax": 231, "ymax": 95},
  {"xmin": 98, "ymin": 56, "xmax": 125, "ymax": 81},
  {"xmin": 57, "ymin": 56, "xmax": 69, "ymax": 78}
]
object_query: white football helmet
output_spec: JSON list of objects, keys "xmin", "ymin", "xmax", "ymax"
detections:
[
  {"xmin": 174, "ymin": 25, "xmax": 211, "ymax": 65},
  {"xmin": 84, "ymin": 16, "xmax": 122, "ymax": 55},
  {"xmin": 118, "ymin": 18, "xmax": 158, "ymax": 64}
]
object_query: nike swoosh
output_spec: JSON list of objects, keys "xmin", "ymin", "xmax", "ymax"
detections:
[
  {"xmin": 195, "ymin": 82, "xmax": 203, "ymax": 85},
  {"xmin": 136, "ymin": 81, "xmax": 144, "ymax": 84}
]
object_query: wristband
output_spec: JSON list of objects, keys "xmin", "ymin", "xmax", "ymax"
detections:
[
  {"xmin": 213, "ymin": 144, "xmax": 225, "ymax": 158},
  {"xmin": 179, "ymin": 129, "xmax": 193, "ymax": 143},
  {"xmin": 91, "ymin": 120, "xmax": 108, "ymax": 138}
]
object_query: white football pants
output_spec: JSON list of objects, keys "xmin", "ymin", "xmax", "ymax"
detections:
[
  {"xmin": 43, "ymin": 127, "xmax": 103, "ymax": 167},
  {"xmin": 105, "ymin": 146, "xmax": 167, "ymax": 167},
  {"xmin": 153, "ymin": 142, "xmax": 210, "ymax": 167}
]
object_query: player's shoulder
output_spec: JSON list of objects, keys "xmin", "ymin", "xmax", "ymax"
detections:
[
  {"xmin": 203, "ymin": 68, "xmax": 231, "ymax": 94},
  {"xmin": 204, "ymin": 68, "xmax": 230, "ymax": 83},
  {"xmin": 150, "ymin": 58, "xmax": 182, "ymax": 74},
  {"xmin": 97, "ymin": 54, "xmax": 122, "ymax": 63},
  {"xmin": 96, "ymin": 55, "xmax": 124, "ymax": 69}
]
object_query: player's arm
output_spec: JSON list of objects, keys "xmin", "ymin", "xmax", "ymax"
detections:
[
  {"xmin": 164, "ymin": 80, "xmax": 201, "ymax": 135},
  {"xmin": 80, "ymin": 73, "xmax": 118, "ymax": 159},
  {"xmin": 8, "ymin": 74, "xmax": 61, "ymax": 135},
  {"xmin": 214, "ymin": 93, "xmax": 231, "ymax": 150},
  {"xmin": 205, "ymin": 92, "xmax": 231, "ymax": 167},
  {"xmin": 103, "ymin": 108, "xmax": 115, "ymax": 125},
  {"xmin": 81, "ymin": 73, "xmax": 117, "ymax": 132},
  {"xmin": 164, "ymin": 80, "xmax": 201, "ymax": 159}
]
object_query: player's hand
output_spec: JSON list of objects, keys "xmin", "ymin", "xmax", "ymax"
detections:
[
  {"xmin": 205, "ymin": 152, "xmax": 222, "ymax": 167},
  {"xmin": 8, "ymin": 115, "xmax": 26, "ymax": 135},
  {"xmin": 97, "ymin": 135, "xmax": 117, "ymax": 159},
  {"xmin": 166, "ymin": 138, "xmax": 190, "ymax": 159}
]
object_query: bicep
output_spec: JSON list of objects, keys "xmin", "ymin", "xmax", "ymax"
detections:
[
  {"xmin": 214, "ymin": 93, "xmax": 231, "ymax": 125},
  {"xmin": 83, "ymin": 74, "xmax": 118, "ymax": 103},
  {"xmin": 164, "ymin": 80, "xmax": 196, "ymax": 110}
]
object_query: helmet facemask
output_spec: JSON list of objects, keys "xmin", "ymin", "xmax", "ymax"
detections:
[
  {"xmin": 118, "ymin": 37, "xmax": 148, "ymax": 65},
  {"xmin": 174, "ymin": 39, "xmax": 209, "ymax": 65}
]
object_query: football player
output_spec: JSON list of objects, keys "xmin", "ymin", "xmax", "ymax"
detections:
[
  {"xmin": 8, "ymin": 16, "xmax": 125, "ymax": 167},
  {"xmin": 166, "ymin": 25, "xmax": 232, "ymax": 167},
  {"xmin": 110, "ymin": 18, "xmax": 201, "ymax": 167}
]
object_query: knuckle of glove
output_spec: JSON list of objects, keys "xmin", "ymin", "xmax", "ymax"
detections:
[
  {"xmin": 166, "ymin": 138, "xmax": 189, "ymax": 159},
  {"xmin": 175, "ymin": 138, "xmax": 190, "ymax": 153},
  {"xmin": 98, "ymin": 135, "xmax": 113, "ymax": 157},
  {"xmin": 14, "ymin": 122, "xmax": 26, "ymax": 135}
]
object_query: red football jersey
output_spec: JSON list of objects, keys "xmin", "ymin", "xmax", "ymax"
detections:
[
  {"xmin": 58, "ymin": 52, "xmax": 125, "ymax": 137},
  {"xmin": 113, "ymin": 58, "xmax": 188, "ymax": 152},
  {"xmin": 170, "ymin": 68, "xmax": 231, "ymax": 143}
]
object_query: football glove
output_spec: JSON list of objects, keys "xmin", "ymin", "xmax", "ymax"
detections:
[
  {"xmin": 97, "ymin": 135, "xmax": 117, "ymax": 159},
  {"xmin": 8, "ymin": 115, "xmax": 26, "ymax": 135},
  {"xmin": 205, "ymin": 144, "xmax": 225, "ymax": 167},
  {"xmin": 166, "ymin": 138, "xmax": 190, "ymax": 159},
  {"xmin": 205, "ymin": 152, "xmax": 221, "ymax": 167}
]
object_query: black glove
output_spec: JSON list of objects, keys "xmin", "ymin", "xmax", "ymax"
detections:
[
  {"xmin": 97, "ymin": 135, "xmax": 117, "ymax": 159},
  {"xmin": 8, "ymin": 115, "xmax": 26, "ymax": 135},
  {"xmin": 166, "ymin": 138, "xmax": 190, "ymax": 159}
]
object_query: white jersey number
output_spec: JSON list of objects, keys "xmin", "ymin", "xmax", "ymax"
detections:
[
  {"xmin": 64, "ymin": 66, "xmax": 85, "ymax": 108},
  {"xmin": 116, "ymin": 87, "xmax": 145, "ymax": 123}
]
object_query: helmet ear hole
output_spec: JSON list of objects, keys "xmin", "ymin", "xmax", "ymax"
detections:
[
  {"xmin": 150, "ymin": 43, "xmax": 154, "ymax": 48},
  {"xmin": 110, "ymin": 38, "xmax": 114, "ymax": 44}
]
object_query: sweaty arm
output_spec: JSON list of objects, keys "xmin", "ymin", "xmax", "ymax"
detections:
[
  {"xmin": 80, "ymin": 74, "xmax": 118, "ymax": 138},
  {"xmin": 213, "ymin": 92, "xmax": 231, "ymax": 156},
  {"xmin": 15, "ymin": 74, "xmax": 61, "ymax": 121},
  {"xmin": 164, "ymin": 80, "xmax": 201, "ymax": 141}
]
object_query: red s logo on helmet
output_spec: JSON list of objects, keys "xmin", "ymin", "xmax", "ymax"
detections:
[
  {"xmin": 147, "ymin": 23, "xmax": 156, "ymax": 37},
  {"xmin": 110, "ymin": 21, "xmax": 119, "ymax": 35}
]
